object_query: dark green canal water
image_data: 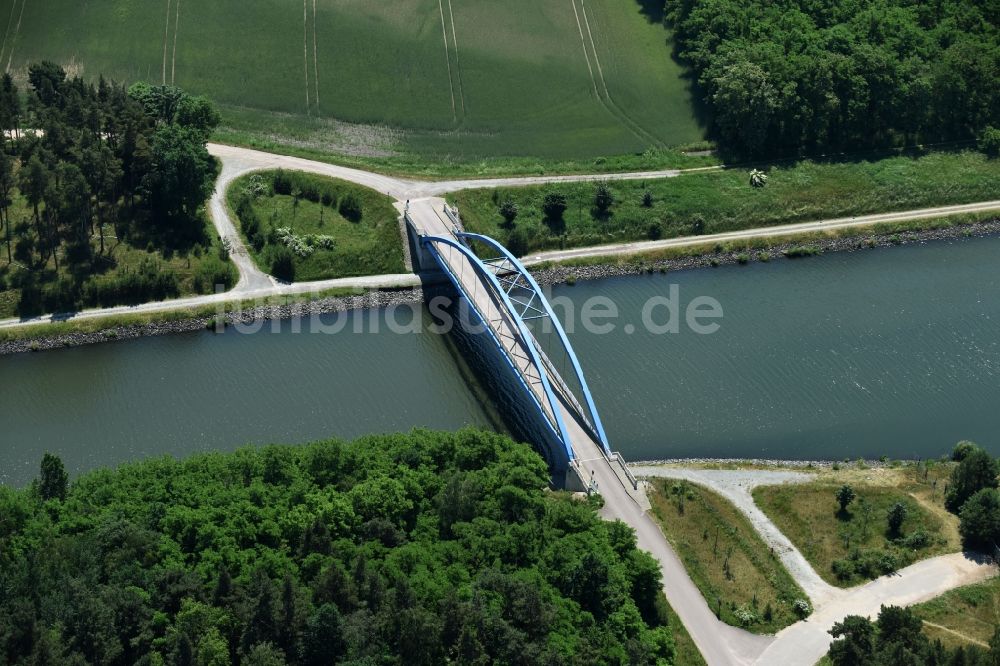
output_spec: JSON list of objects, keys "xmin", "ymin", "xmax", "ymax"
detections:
[{"xmin": 2, "ymin": 235, "xmax": 998, "ymax": 485}]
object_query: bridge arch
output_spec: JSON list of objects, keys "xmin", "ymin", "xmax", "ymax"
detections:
[
  {"xmin": 458, "ymin": 232, "xmax": 611, "ymax": 455},
  {"xmin": 421, "ymin": 233, "xmax": 575, "ymax": 467}
]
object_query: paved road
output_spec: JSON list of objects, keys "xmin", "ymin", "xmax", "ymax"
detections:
[
  {"xmin": 634, "ymin": 466, "xmax": 999, "ymax": 665},
  {"xmin": 520, "ymin": 200, "xmax": 1000, "ymax": 266},
  {"xmin": 755, "ymin": 551, "xmax": 996, "ymax": 665},
  {"xmin": 633, "ymin": 467, "xmax": 843, "ymax": 607}
]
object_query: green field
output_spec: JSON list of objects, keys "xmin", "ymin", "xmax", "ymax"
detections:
[
  {"xmin": 0, "ymin": 0, "xmax": 703, "ymax": 160},
  {"xmin": 452, "ymin": 150, "xmax": 1000, "ymax": 255}
]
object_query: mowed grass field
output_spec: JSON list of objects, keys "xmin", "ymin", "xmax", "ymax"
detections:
[{"xmin": 0, "ymin": 0, "xmax": 703, "ymax": 160}]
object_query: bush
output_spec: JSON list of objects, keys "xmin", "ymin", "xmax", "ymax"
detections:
[
  {"xmin": 267, "ymin": 245, "xmax": 296, "ymax": 282},
  {"xmin": 642, "ymin": 191, "xmax": 654, "ymax": 207},
  {"xmin": 952, "ymin": 440, "xmax": 979, "ymax": 461},
  {"xmin": 339, "ymin": 194, "xmax": 363, "ymax": 222},
  {"xmin": 499, "ymin": 198, "xmax": 518, "ymax": 227},
  {"xmin": 887, "ymin": 502, "xmax": 908, "ymax": 537},
  {"xmin": 836, "ymin": 485, "xmax": 856, "ymax": 512},
  {"xmin": 958, "ymin": 488, "xmax": 1000, "ymax": 551},
  {"xmin": 979, "ymin": 126, "xmax": 1000, "ymax": 158},
  {"xmin": 793, "ymin": 599, "xmax": 811, "ymax": 618},
  {"xmin": 945, "ymin": 448, "xmax": 999, "ymax": 513},
  {"xmin": 594, "ymin": 181, "xmax": 614, "ymax": 212},
  {"xmin": 646, "ymin": 223, "xmax": 662, "ymax": 240},
  {"xmin": 690, "ymin": 215, "xmax": 705, "ymax": 235},
  {"xmin": 542, "ymin": 192, "xmax": 568, "ymax": 222}
]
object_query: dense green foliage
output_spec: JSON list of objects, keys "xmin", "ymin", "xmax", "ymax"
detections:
[
  {"xmin": 959, "ymin": 488, "xmax": 1000, "ymax": 551},
  {"xmin": 0, "ymin": 430, "xmax": 676, "ymax": 665},
  {"xmin": 945, "ymin": 446, "xmax": 1000, "ymax": 512},
  {"xmin": 665, "ymin": 0, "xmax": 1000, "ymax": 156},
  {"xmin": 453, "ymin": 150, "xmax": 1000, "ymax": 255},
  {"xmin": 228, "ymin": 170, "xmax": 404, "ymax": 282},
  {"xmin": 0, "ymin": 63, "xmax": 233, "ymax": 317},
  {"xmin": 827, "ymin": 605, "xmax": 1000, "ymax": 665}
]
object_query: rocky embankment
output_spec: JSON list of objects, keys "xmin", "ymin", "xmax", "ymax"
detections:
[{"xmin": 4, "ymin": 217, "xmax": 998, "ymax": 355}]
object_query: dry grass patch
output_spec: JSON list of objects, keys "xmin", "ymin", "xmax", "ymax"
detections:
[
  {"xmin": 753, "ymin": 462, "xmax": 960, "ymax": 587},
  {"xmin": 649, "ymin": 478, "xmax": 809, "ymax": 634},
  {"xmin": 912, "ymin": 577, "xmax": 1000, "ymax": 650}
]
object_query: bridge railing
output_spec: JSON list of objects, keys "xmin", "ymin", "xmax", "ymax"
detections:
[
  {"xmin": 457, "ymin": 232, "xmax": 612, "ymax": 455},
  {"xmin": 420, "ymin": 233, "xmax": 575, "ymax": 466}
]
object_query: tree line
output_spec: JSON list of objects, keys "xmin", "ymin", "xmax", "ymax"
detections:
[
  {"xmin": 663, "ymin": 0, "xmax": 1000, "ymax": 157},
  {"xmin": 0, "ymin": 429, "xmax": 677, "ymax": 665},
  {"xmin": 0, "ymin": 62, "xmax": 227, "ymax": 315}
]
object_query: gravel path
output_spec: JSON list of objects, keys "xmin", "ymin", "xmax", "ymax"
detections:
[{"xmin": 634, "ymin": 467, "xmax": 844, "ymax": 607}]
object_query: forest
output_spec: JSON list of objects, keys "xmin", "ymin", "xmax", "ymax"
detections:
[
  {"xmin": 0, "ymin": 429, "xmax": 676, "ymax": 665},
  {"xmin": 664, "ymin": 0, "xmax": 1000, "ymax": 156},
  {"xmin": 0, "ymin": 63, "xmax": 232, "ymax": 318}
]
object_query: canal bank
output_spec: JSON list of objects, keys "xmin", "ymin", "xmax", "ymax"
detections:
[{"xmin": 3, "ymin": 215, "xmax": 999, "ymax": 355}]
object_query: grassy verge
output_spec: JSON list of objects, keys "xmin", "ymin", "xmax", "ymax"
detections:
[
  {"xmin": 527, "ymin": 210, "xmax": 1000, "ymax": 270},
  {"xmin": 752, "ymin": 462, "xmax": 960, "ymax": 587},
  {"xmin": 452, "ymin": 150, "xmax": 1000, "ymax": 255},
  {"xmin": 0, "ymin": 286, "xmax": 371, "ymax": 345},
  {"xmin": 912, "ymin": 577, "xmax": 1000, "ymax": 650},
  {"xmin": 226, "ymin": 170, "xmax": 404, "ymax": 282},
  {"xmin": 648, "ymin": 478, "xmax": 808, "ymax": 633}
]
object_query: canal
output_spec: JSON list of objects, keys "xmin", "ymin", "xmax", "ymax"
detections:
[{"xmin": 2, "ymin": 235, "xmax": 998, "ymax": 485}]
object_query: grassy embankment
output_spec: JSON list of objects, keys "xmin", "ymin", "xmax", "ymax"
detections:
[
  {"xmin": 912, "ymin": 577, "xmax": 1000, "ymax": 650},
  {"xmin": 649, "ymin": 478, "xmax": 808, "ymax": 633},
  {"xmin": 753, "ymin": 462, "xmax": 960, "ymax": 587},
  {"xmin": 4, "ymin": 0, "xmax": 702, "ymax": 162},
  {"xmin": 226, "ymin": 170, "xmax": 405, "ymax": 282},
  {"xmin": 452, "ymin": 150, "xmax": 1000, "ymax": 256}
]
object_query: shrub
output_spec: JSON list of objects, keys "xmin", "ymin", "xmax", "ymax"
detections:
[
  {"xmin": 836, "ymin": 485, "xmax": 856, "ymax": 513},
  {"xmin": 642, "ymin": 191, "xmax": 654, "ymax": 207},
  {"xmin": 594, "ymin": 181, "xmax": 614, "ymax": 212},
  {"xmin": 831, "ymin": 559, "xmax": 854, "ymax": 581},
  {"xmin": 952, "ymin": 440, "xmax": 979, "ymax": 462},
  {"xmin": 887, "ymin": 502, "xmax": 908, "ymax": 537},
  {"xmin": 979, "ymin": 126, "xmax": 1000, "ymax": 158},
  {"xmin": 690, "ymin": 215, "xmax": 705, "ymax": 235},
  {"xmin": 499, "ymin": 198, "xmax": 519, "ymax": 227},
  {"xmin": 945, "ymin": 447, "xmax": 999, "ymax": 512},
  {"xmin": 793, "ymin": 599, "xmax": 811, "ymax": 618},
  {"xmin": 542, "ymin": 193, "xmax": 568, "ymax": 222},
  {"xmin": 900, "ymin": 529, "xmax": 931, "ymax": 549},
  {"xmin": 339, "ymin": 194, "xmax": 363, "ymax": 222},
  {"xmin": 958, "ymin": 488, "xmax": 1000, "ymax": 551},
  {"xmin": 736, "ymin": 252, "xmax": 750, "ymax": 264},
  {"xmin": 646, "ymin": 223, "xmax": 662, "ymax": 240},
  {"xmin": 268, "ymin": 245, "xmax": 296, "ymax": 282},
  {"xmin": 749, "ymin": 169, "xmax": 768, "ymax": 188}
]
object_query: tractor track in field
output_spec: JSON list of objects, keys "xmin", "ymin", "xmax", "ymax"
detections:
[
  {"xmin": 170, "ymin": 0, "xmax": 180, "ymax": 85},
  {"xmin": 311, "ymin": 0, "xmax": 320, "ymax": 112},
  {"xmin": 4, "ymin": 0, "xmax": 25, "ymax": 73},
  {"xmin": 437, "ymin": 0, "xmax": 458, "ymax": 123},
  {"xmin": 576, "ymin": 0, "xmax": 664, "ymax": 149},
  {"xmin": 161, "ymin": 0, "xmax": 171, "ymax": 84},
  {"xmin": 445, "ymin": 0, "xmax": 466, "ymax": 118},
  {"xmin": 302, "ymin": 0, "xmax": 310, "ymax": 114},
  {"xmin": 0, "ymin": 0, "xmax": 19, "ymax": 68}
]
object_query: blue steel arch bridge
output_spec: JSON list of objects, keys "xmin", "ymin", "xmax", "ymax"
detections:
[{"xmin": 403, "ymin": 197, "xmax": 636, "ymax": 491}]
